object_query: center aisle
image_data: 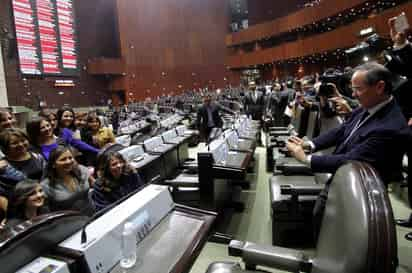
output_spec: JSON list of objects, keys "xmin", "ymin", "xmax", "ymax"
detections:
[
  {"xmin": 189, "ymin": 135, "xmax": 285, "ymax": 273},
  {"xmin": 188, "ymin": 134, "xmax": 412, "ymax": 273}
]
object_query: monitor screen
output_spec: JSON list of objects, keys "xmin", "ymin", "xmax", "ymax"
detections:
[{"xmin": 12, "ymin": 0, "xmax": 79, "ymax": 76}]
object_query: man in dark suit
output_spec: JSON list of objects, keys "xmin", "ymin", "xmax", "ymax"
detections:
[
  {"xmin": 244, "ymin": 81, "xmax": 265, "ymax": 121},
  {"xmin": 287, "ymin": 62, "xmax": 411, "ymax": 186},
  {"xmin": 196, "ymin": 95, "xmax": 223, "ymax": 142}
]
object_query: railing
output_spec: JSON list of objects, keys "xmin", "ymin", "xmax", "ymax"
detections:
[
  {"xmin": 226, "ymin": 2, "xmax": 412, "ymax": 68},
  {"xmin": 226, "ymin": 0, "xmax": 371, "ymax": 46}
]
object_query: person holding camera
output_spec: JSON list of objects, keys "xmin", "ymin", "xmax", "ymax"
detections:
[
  {"xmin": 287, "ymin": 63, "xmax": 411, "ymax": 238},
  {"xmin": 287, "ymin": 62, "xmax": 410, "ymax": 187},
  {"xmin": 388, "ymin": 14, "xmax": 412, "ymax": 241}
]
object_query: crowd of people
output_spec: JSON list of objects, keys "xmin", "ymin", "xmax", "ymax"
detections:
[
  {"xmin": 0, "ymin": 107, "xmax": 143, "ymax": 229},
  {"xmin": 0, "ymin": 14, "xmax": 411, "ymax": 244}
]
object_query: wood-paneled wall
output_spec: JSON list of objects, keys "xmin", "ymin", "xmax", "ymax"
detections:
[
  {"xmin": 0, "ymin": 0, "xmax": 119, "ymax": 108},
  {"xmin": 227, "ymin": 2, "xmax": 412, "ymax": 68},
  {"xmin": 115, "ymin": 0, "xmax": 239, "ymax": 102},
  {"xmin": 228, "ymin": 0, "xmax": 370, "ymax": 46}
]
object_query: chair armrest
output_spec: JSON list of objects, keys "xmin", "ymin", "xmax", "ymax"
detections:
[
  {"xmin": 277, "ymin": 163, "xmax": 313, "ymax": 176},
  {"xmin": 164, "ymin": 175, "xmax": 199, "ymax": 187},
  {"xmin": 228, "ymin": 240, "xmax": 311, "ymax": 272},
  {"xmin": 269, "ymin": 127, "xmax": 289, "ymax": 131},
  {"xmin": 280, "ymin": 184, "xmax": 324, "ymax": 196},
  {"xmin": 149, "ymin": 175, "xmax": 162, "ymax": 184},
  {"xmin": 269, "ymin": 131, "xmax": 290, "ymax": 137}
]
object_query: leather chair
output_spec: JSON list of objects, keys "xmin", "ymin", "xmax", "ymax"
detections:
[
  {"xmin": 266, "ymin": 106, "xmax": 317, "ymax": 172},
  {"xmin": 268, "ymin": 115, "xmax": 344, "ymax": 246},
  {"xmin": 206, "ymin": 162, "xmax": 398, "ymax": 273},
  {"xmin": 0, "ymin": 212, "xmax": 88, "ymax": 273}
]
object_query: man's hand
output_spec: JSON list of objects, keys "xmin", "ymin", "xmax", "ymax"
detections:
[
  {"xmin": 286, "ymin": 141, "xmax": 307, "ymax": 163},
  {"xmin": 288, "ymin": 136, "xmax": 304, "ymax": 146},
  {"xmin": 408, "ymin": 118, "xmax": 412, "ymax": 126},
  {"xmin": 329, "ymin": 97, "xmax": 352, "ymax": 115}
]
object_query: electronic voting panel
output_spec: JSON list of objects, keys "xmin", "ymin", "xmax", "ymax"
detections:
[{"xmin": 12, "ymin": 0, "xmax": 79, "ymax": 76}]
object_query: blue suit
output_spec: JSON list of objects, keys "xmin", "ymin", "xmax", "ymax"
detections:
[{"xmin": 311, "ymin": 99, "xmax": 411, "ymax": 184}]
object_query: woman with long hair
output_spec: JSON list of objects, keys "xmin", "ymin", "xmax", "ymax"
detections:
[
  {"xmin": 7, "ymin": 180, "xmax": 49, "ymax": 226},
  {"xmin": 0, "ymin": 129, "xmax": 46, "ymax": 205},
  {"xmin": 0, "ymin": 111, "xmax": 16, "ymax": 131},
  {"xmin": 41, "ymin": 146, "xmax": 93, "ymax": 214},
  {"xmin": 27, "ymin": 116, "xmax": 99, "ymax": 161},
  {"xmin": 0, "ymin": 128, "xmax": 46, "ymax": 181},
  {"xmin": 83, "ymin": 111, "xmax": 115, "ymax": 149},
  {"xmin": 91, "ymin": 151, "xmax": 144, "ymax": 211},
  {"xmin": 39, "ymin": 109, "xmax": 58, "ymax": 132}
]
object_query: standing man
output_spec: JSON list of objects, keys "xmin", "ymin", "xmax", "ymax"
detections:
[
  {"xmin": 244, "ymin": 81, "xmax": 265, "ymax": 145},
  {"xmin": 244, "ymin": 81, "xmax": 265, "ymax": 121},
  {"xmin": 196, "ymin": 95, "xmax": 223, "ymax": 142}
]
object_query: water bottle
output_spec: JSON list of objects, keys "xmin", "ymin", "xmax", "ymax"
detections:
[{"xmin": 120, "ymin": 222, "xmax": 137, "ymax": 269}]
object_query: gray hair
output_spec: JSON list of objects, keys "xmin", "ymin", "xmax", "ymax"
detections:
[{"xmin": 354, "ymin": 62, "xmax": 393, "ymax": 94}]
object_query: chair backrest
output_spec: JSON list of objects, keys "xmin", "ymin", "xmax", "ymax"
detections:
[
  {"xmin": 176, "ymin": 125, "xmax": 186, "ymax": 136},
  {"xmin": 209, "ymin": 139, "xmax": 228, "ymax": 163},
  {"xmin": 225, "ymin": 130, "xmax": 239, "ymax": 148},
  {"xmin": 162, "ymin": 129, "xmax": 178, "ymax": 143},
  {"xmin": 115, "ymin": 135, "xmax": 131, "ymax": 147},
  {"xmin": 305, "ymin": 110, "xmax": 319, "ymax": 139},
  {"xmin": 143, "ymin": 136, "xmax": 163, "ymax": 151},
  {"xmin": 319, "ymin": 114, "xmax": 344, "ymax": 134},
  {"xmin": 118, "ymin": 145, "xmax": 145, "ymax": 161},
  {"xmin": 0, "ymin": 212, "xmax": 88, "ymax": 273},
  {"xmin": 313, "ymin": 162, "xmax": 397, "ymax": 273}
]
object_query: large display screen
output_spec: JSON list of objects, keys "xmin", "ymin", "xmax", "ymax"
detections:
[{"xmin": 12, "ymin": 0, "xmax": 79, "ymax": 76}]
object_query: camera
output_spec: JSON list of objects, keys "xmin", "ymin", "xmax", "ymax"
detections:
[
  {"xmin": 345, "ymin": 33, "xmax": 389, "ymax": 58},
  {"xmin": 318, "ymin": 68, "xmax": 352, "ymax": 98},
  {"xmin": 318, "ymin": 82, "xmax": 336, "ymax": 98}
]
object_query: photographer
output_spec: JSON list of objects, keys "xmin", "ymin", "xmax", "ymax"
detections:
[
  {"xmin": 388, "ymin": 14, "xmax": 412, "ymax": 241},
  {"xmin": 317, "ymin": 82, "xmax": 359, "ymax": 117},
  {"xmin": 387, "ymin": 14, "xmax": 412, "ymax": 125}
]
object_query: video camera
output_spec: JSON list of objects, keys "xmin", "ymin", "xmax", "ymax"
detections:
[
  {"xmin": 318, "ymin": 69, "xmax": 352, "ymax": 98},
  {"xmin": 345, "ymin": 33, "xmax": 389, "ymax": 58},
  {"xmin": 346, "ymin": 33, "xmax": 412, "ymax": 78}
]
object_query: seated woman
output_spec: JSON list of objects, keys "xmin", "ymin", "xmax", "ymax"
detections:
[
  {"xmin": 91, "ymin": 151, "xmax": 144, "ymax": 211},
  {"xmin": 83, "ymin": 111, "xmax": 115, "ymax": 149},
  {"xmin": 39, "ymin": 109, "xmax": 58, "ymax": 132},
  {"xmin": 55, "ymin": 107, "xmax": 99, "ymax": 164},
  {"xmin": 74, "ymin": 111, "xmax": 87, "ymax": 131},
  {"xmin": 27, "ymin": 116, "xmax": 99, "ymax": 161},
  {"xmin": 0, "ymin": 129, "xmax": 46, "ymax": 181},
  {"xmin": 6, "ymin": 179, "xmax": 49, "ymax": 226},
  {"xmin": 41, "ymin": 146, "xmax": 93, "ymax": 214},
  {"xmin": 0, "ymin": 111, "xmax": 16, "ymax": 131}
]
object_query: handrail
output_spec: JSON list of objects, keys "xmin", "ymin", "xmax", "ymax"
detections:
[
  {"xmin": 226, "ymin": 2, "xmax": 412, "ymax": 68},
  {"xmin": 227, "ymin": 0, "xmax": 374, "ymax": 46}
]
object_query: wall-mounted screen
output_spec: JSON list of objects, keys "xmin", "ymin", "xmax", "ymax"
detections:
[{"xmin": 12, "ymin": 0, "xmax": 79, "ymax": 76}]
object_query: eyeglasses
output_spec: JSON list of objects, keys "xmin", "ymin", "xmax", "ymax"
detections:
[{"xmin": 349, "ymin": 85, "xmax": 368, "ymax": 93}]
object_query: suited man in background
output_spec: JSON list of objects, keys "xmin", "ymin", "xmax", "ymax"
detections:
[
  {"xmin": 244, "ymin": 81, "xmax": 265, "ymax": 145},
  {"xmin": 244, "ymin": 81, "xmax": 265, "ymax": 121},
  {"xmin": 196, "ymin": 95, "xmax": 223, "ymax": 142},
  {"xmin": 287, "ymin": 62, "xmax": 410, "ymax": 186}
]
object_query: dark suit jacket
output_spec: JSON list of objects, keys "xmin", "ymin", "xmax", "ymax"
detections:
[
  {"xmin": 244, "ymin": 91, "xmax": 265, "ymax": 120},
  {"xmin": 196, "ymin": 103, "xmax": 223, "ymax": 132},
  {"xmin": 311, "ymin": 99, "xmax": 411, "ymax": 184}
]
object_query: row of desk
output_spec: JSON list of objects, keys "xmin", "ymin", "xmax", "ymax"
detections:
[{"xmin": 0, "ymin": 114, "xmax": 261, "ymax": 273}]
